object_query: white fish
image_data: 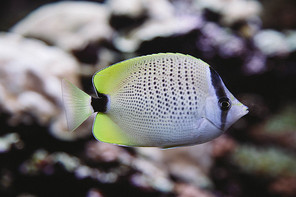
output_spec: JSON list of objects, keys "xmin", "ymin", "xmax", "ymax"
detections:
[{"xmin": 62, "ymin": 53, "xmax": 248, "ymax": 148}]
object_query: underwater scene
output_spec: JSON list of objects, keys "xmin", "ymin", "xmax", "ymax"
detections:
[{"xmin": 0, "ymin": 0, "xmax": 296, "ymax": 196}]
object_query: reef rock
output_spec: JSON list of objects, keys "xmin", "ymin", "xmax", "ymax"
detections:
[
  {"xmin": 11, "ymin": 1, "xmax": 112, "ymax": 52},
  {"xmin": 0, "ymin": 32, "xmax": 91, "ymax": 140},
  {"xmin": 112, "ymin": 0, "xmax": 202, "ymax": 52},
  {"xmin": 136, "ymin": 144, "xmax": 214, "ymax": 189},
  {"xmin": 254, "ymin": 30, "xmax": 290, "ymax": 56},
  {"xmin": 195, "ymin": 0, "xmax": 262, "ymax": 26}
]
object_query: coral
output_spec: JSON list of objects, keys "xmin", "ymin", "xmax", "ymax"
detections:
[
  {"xmin": 9, "ymin": 0, "xmax": 271, "ymax": 76},
  {"xmin": 231, "ymin": 145, "xmax": 296, "ymax": 177},
  {"xmin": 269, "ymin": 177, "xmax": 296, "ymax": 197},
  {"xmin": 265, "ymin": 104, "xmax": 296, "ymax": 134},
  {"xmin": 250, "ymin": 104, "xmax": 296, "ymax": 150},
  {"xmin": 0, "ymin": 133, "xmax": 22, "ymax": 153},
  {"xmin": 160, "ymin": 145, "xmax": 214, "ymax": 189},
  {"xmin": 19, "ymin": 149, "xmax": 132, "ymax": 184},
  {"xmin": 11, "ymin": 2, "xmax": 112, "ymax": 52},
  {"xmin": 194, "ymin": 0, "xmax": 262, "ymax": 26},
  {"xmin": 109, "ymin": 0, "xmax": 202, "ymax": 53},
  {"xmin": 211, "ymin": 135, "xmax": 237, "ymax": 158},
  {"xmin": 87, "ymin": 188, "xmax": 104, "ymax": 197},
  {"xmin": 0, "ymin": 32, "xmax": 91, "ymax": 140},
  {"xmin": 174, "ymin": 183, "xmax": 214, "ymax": 197},
  {"xmin": 16, "ymin": 145, "xmax": 177, "ymax": 196},
  {"xmin": 254, "ymin": 30, "xmax": 290, "ymax": 56}
]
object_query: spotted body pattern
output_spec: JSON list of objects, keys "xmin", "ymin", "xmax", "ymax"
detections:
[
  {"xmin": 105, "ymin": 54, "xmax": 209, "ymax": 146},
  {"xmin": 62, "ymin": 53, "xmax": 248, "ymax": 148}
]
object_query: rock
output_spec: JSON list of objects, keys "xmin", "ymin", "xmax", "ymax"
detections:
[
  {"xmin": 0, "ymin": 133, "xmax": 22, "ymax": 153},
  {"xmin": 195, "ymin": 0, "xmax": 262, "ymax": 26},
  {"xmin": 112, "ymin": 0, "xmax": 202, "ymax": 52},
  {"xmin": 197, "ymin": 22, "xmax": 245, "ymax": 58},
  {"xmin": 243, "ymin": 52, "xmax": 267, "ymax": 75},
  {"xmin": 87, "ymin": 188, "xmax": 104, "ymax": 197},
  {"xmin": 131, "ymin": 155, "xmax": 174, "ymax": 193},
  {"xmin": 137, "ymin": 144, "xmax": 214, "ymax": 189},
  {"xmin": 254, "ymin": 30, "xmax": 290, "ymax": 56},
  {"xmin": 250, "ymin": 104, "xmax": 296, "ymax": 150},
  {"xmin": 286, "ymin": 30, "xmax": 296, "ymax": 52},
  {"xmin": 108, "ymin": 0, "xmax": 145, "ymax": 17},
  {"xmin": 162, "ymin": 145, "xmax": 213, "ymax": 174},
  {"xmin": 85, "ymin": 141, "xmax": 133, "ymax": 164},
  {"xmin": 0, "ymin": 32, "xmax": 90, "ymax": 140},
  {"xmin": 11, "ymin": 1, "xmax": 112, "ymax": 52},
  {"xmin": 269, "ymin": 177, "xmax": 296, "ymax": 197},
  {"xmin": 10, "ymin": 1, "xmax": 119, "ymax": 74},
  {"xmin": 175, "ymin": 183, "xmax": 214, "ymax": 197},
  {"xmin": 211, "ymin": 135, "xmax": 237, "ymax": 158},
  {"xmin": 231, "ymin": 144, "xmax": 296, "ymax": 177},
  {"xmin": 19, "ymin": 149, "xmax": 130, "ymax": 184}
]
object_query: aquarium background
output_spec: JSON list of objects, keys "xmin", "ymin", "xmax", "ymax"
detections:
[{"xmin": 0, "ymin": 0, "xmax": 296, "ymax": 196}]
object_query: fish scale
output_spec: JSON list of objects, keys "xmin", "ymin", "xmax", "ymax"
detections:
[
  {"xmin": 62, "ymin": 53, "xmax": 248, "ymax": 148},
  {"xmin": 108, "ymin": 54, "xmax": 210, "ymax": 146}
]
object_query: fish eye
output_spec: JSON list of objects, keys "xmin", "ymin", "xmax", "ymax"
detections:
[{"xmin": 218, "ymin": 97, "xmax": 231, "ymax": 111}]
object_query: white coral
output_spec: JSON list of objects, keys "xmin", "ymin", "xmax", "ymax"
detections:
[
  {"xmin": 0, "ymin": 33, "xmax": 90, "ymax": 140},
  {"xmin": 11, "ymin": 1, "xmax": 112, "ymax": 51}
]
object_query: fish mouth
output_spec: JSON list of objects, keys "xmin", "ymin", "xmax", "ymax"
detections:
[
  {"xmin": 222, "ymin": 106, "xmax": 249, "ymax": 131},
  {"xmin": 243, "ymin": 107, "xmax": 249, "ymax": 116}
]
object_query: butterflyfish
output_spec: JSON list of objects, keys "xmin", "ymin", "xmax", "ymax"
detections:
[{"xmin": 62, "ymin": 53, "xmax": 248, "ymax": 148}]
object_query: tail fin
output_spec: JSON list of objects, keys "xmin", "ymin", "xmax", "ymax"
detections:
[{"xmin": 62, "ymin": 79, "xmax": 94, "ymax": 131}]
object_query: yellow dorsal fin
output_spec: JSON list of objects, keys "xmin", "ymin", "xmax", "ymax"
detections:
[
  {"xmin": 92, "ymin": 53, "xmax": 196, "ymax": 95},
  {"xmin": 93, "ymin": 55, "xmax": 144, "ymax": 94}
]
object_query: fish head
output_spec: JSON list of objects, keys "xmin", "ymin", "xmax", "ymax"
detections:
[{"xmin": 204, "ymin": 87, "xmax": 248, "ymax": 132}]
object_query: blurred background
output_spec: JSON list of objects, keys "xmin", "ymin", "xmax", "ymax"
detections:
[{"xmin": 0, "ymin": 0, "xmax": 296, "ymax": 196}]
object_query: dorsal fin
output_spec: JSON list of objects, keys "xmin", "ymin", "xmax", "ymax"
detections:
[{"xmin": 92, "ymin": 53, "xmax": 200, "ymax": 95}]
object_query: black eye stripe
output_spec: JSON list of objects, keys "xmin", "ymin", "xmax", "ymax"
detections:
[
  {"xmin": 209, "ymin": 67, "xmax": 227, "ymax": 98},
  {"xmin": 209, "ymin": 67, "xmax": 230, "ymax": 130}
]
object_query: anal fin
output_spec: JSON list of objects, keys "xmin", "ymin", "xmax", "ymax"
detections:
[{"xmin": 92, "ymin": 113, "xmax": 132, "ymax": 146}]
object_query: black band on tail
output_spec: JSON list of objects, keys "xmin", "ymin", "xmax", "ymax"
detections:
[{"xmin": 91, "ymin": 93, "xmax": 108, "ymax": 113}]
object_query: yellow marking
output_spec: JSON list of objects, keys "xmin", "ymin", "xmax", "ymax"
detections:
[{"xmin": 92, "ymin": 113, "xmax": 132, "ymax": 146}]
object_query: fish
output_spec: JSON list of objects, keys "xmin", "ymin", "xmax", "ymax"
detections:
[{"xmin": 62, "ymin": 53, "xmax": 248, "ymax": 148}]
